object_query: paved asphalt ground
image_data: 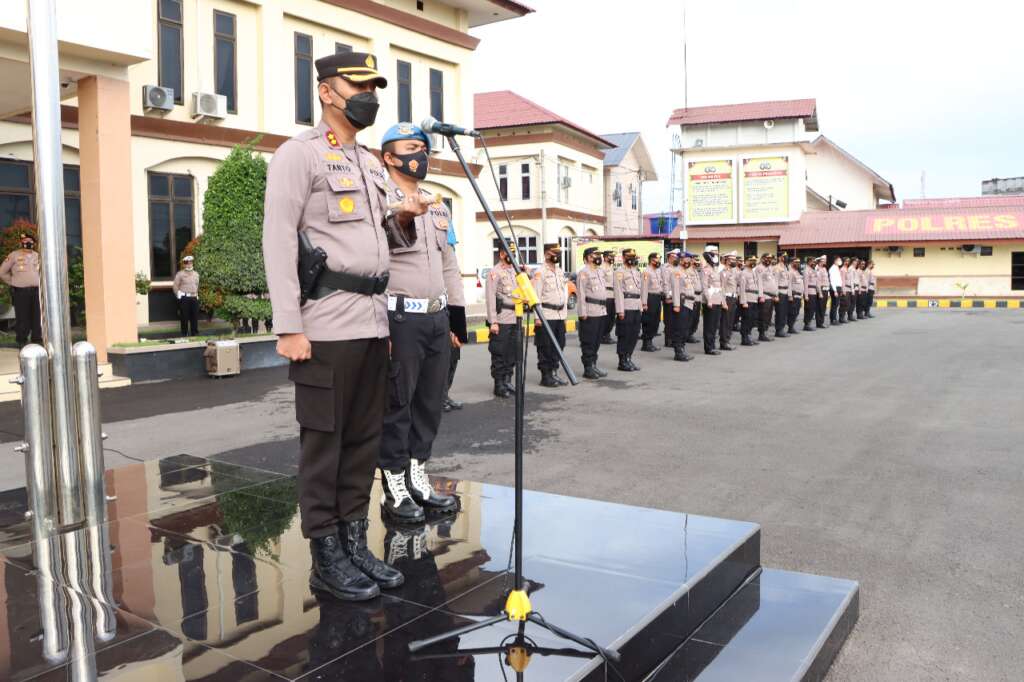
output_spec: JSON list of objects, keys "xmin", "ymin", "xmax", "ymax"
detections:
[{"xmin": 1, "ymin": 310, "xmax": 1021, "ymax": 681}]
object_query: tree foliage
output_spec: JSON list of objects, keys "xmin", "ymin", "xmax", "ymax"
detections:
[{"xmin": 193, "ymin": 141, "xmax": 271, "ymax": 326}]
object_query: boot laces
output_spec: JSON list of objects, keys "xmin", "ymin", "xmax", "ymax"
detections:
[
  {"xmin": 409, "ymin": 459, "xmax": 432, "ymax": 499},
  {"xmin": 383, "ymin": 469, "xmax": 412, "ymax": 507},
  {"xmin": 387, "ymin": 531, "xmax": 410, "ymax": 563}
]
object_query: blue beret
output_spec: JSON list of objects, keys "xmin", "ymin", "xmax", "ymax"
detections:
[
  {"xmin": 683, "ymin": 251, "xmax": 698, "ymax": 258},
  {"xmin": 381, "ymin": 122, "xmax": 431, "ymax": 153}
]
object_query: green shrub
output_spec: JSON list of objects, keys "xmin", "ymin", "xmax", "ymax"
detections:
[{"xmin": 193, "ymin": 141, "xmax": 271, "ymax": 328}]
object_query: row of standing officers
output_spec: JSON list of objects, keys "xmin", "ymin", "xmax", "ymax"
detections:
[{"xmin": 486, "ymin": 244, "xmax": 878, "ymax": 391}]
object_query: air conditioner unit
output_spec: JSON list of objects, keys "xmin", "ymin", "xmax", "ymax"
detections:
[
  {"xmin": 886, "ymin": 245, "xmax": 902, "ymax": 254},
  {"xmin": 191, "ymin": 91, "xmax": 227, "ymax": 120},
  {"xmin": 694, "ymin": 138, "xmax": 704, "ymax": 148},
  {"xmin": 560, "ymin": 176, "xmax": 572, "ymax": 189},
  {"xmin": 142, "ymin": 84, "xmax": 175, "ymax": 112},
  {"xmin": 961, "ymin": 244, "xmax": 979, "ymax": 254},
  {"xmin": 428, "ymin": 133, "xmax": 444, "ymax": 155}
]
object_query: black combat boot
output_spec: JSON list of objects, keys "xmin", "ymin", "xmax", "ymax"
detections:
[
  {"xmin": 583, "ymin": 363, "xmax": 602, "ymax": 380},
  {"xmin": 380, "ymin": 468, "xmax": 426, "ymax": 524},
  {"xmin": 601, "ymin": 334, "xmax": 615, "ymax": 345},
  {"xmin": 721, "ymin": 342, "xmax": 735, "ymax": 351},
  {"xmin": 617, "ymin": 354, "xmax": 631, "ymax": 372},
  {"xmin": 493, "ymin": 378, "xmax": 511, "ymax": 398},
  {"xmin": 803, "ymin": 324, "xmax": 813, "ymax": 331},
  {"xmin": 673, "ymin": 344, "xmax": 689, "ymax": 362},
  {"xmin": 759, "ymin": 331, "xmax": 772, "ymax": 342},
  {"xmin": 406, "ymin": 459, "xmax": 458, "ymax": 514},
  {"xmin": 503, "ymin": 373, "xmax": 515, "ymax": 394},
  {"xmin": 551, "ymin": 369, "xmax": 569, "ymax": 386},
  {"xmin": 686, "ymin": 335, "xmax": 699, "ymax": 344},
  {"xmin": 539, "ymin": 369, "xmax": 559, "ymax": 387},
  {"xmin": 627, "ymin": 354, "xmax": 640, "ymax": 371},
  {"xmin": 340, "ymin": 519, "xmax": 404, "ymax": 589},
  {"xmin": 788, "ymin": 326, "xmax": 799, "ymax": 334},
  {"xmin": 776, "ymin": 330, "xmax": 788, "ymax": 338},
  {"xmin": 309, "ymin": 534, "xmax": 380, "ymax": 601},
  {"xmin": 741, "ymin": 335, "xmax": 755, "ymax": 347},
  {"xmin": 641, "ymin": 339, "xmax": 658, "ymax": 352},
  {"xmin": 593, "ymin": 364, "xmax": 608, "ymax": 377}
]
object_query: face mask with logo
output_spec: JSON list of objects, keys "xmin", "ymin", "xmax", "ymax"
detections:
[
  {"xmin": 329, "ymin": 85, "xmax": 380, "ymax": 130},
  {"xmin": 389, "ymin": 150, "xmax": 429, "ymax": 180}
]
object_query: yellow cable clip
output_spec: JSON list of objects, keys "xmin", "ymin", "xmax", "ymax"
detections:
[{"xmin": 504, "ymin": 589, "xmax": 533, "ymax": 622}]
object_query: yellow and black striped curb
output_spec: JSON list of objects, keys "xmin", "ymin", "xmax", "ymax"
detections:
[
  {"xmin": 873, "ymin": 298, "xmax": 1023, "ymax": 309},
  {"xmin": 470, "ymin": 319, "xmax": 579, "ymax": 344}
]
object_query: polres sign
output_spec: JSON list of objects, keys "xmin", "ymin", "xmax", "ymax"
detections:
[{"xmin": 868, "ymin": 212, "xmax": 1022, "ymax": 236}]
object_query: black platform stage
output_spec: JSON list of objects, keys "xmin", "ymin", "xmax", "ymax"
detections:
[{"xmin": 0, "ymin": 456, "xmax": 858, "ymax": 680}]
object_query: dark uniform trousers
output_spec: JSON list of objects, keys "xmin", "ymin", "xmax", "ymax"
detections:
[
  {"xmin": 12, "ymin": 286, "xmax": 42, "ymax": 347},
  {"xmin": 603, "ymin": 297, "xmax": 616, "ymax": 338},
  {"xmin": 740, "ymin": 302, "xmax": 757, "ymax": 339},
  {"xmin": 178, "ymin": 295, "xmax": 200, "ymax": 336},
  {"xmin": 578, "ymin": 316, "xmax": 603, "ymax": 365},
  {"xmin": 673, "ymin": 306, "xmax": 692, "ymax": 349},
  {"xmin": 759, "ymin": 299, "xmax": 773, "ymax": 335},
  {"xmin": 719, "ymin": 300, "xmax": 735, "ymax": 347},
  {"xmin": 804, "ymin": 294, "xmax": 818, "ymax": 327},
  {"xmin": 293, "ymin": 338, "xmax": 388, "ymax": 539},
  {"xmin": 788, "ymin": 295, "xmax": 802, "ymax": 330},
  {"xmin": 616, "ymin": 309, "xmax": 642, "ymax": 355},
  {"xmin": 689, "ymin": 300, "xmax": 702, "ymax": 338},
  {"xmin": 702, "ymin": 304, "xmax": 721, "ymax": 353},
  {"xmin": 447, "ymin": 345, "xmax": 460, "ymax": 391},
  {"xmin": 774, "ymin": 297, "xmax": 789, "ymax": 335},
  {"xmin": 838, "ymin": 291, "xmax": 850, "ymax": 322},
  {"xmin": 488, "ymin": 322, "xmax": 519, "ymax": 379},
  {"xmin": 536, "ymin": 319, "xmax": 567, "ymax": 371},
  {"xmin": 857, "ymin": 291, "xmax": 868, "ymax": 317},
  {"xmin": 663, "ymin": 300, "xmax": 676, "ymax": 346},
  {"xmin": 867, "ymin": 289, "xmax": 875, "ymax": 313},
  {"xmin": 642, "ymin": 293, "xmax": 662, "ymax": 341},
  {"xmin": 828, "ymin": 289, "xmax": 839, "ymax": 323},
  {"xmin": 380, "ymin": 309, "xmax": 450, "ymax": 473},
  {"xmin": 817, "ymin": 292, "xmax": 827, "ymax": 327}
]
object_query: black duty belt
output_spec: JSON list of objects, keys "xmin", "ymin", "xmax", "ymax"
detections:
[
  {"xmin": 684, "ymin": 295, "xmax": 696, "ymax": 301},
  {"xmin": 778, "ymin": 287, "xmax": 789, "ymax": 291},
  {"xmin": 585, "ymin": 296, "xmax": 605, "ymax": 305},
  {"xmin": 497, "ymin": 299, "xmax": 516, "ymax": 312},
  {"xmin": 793, "ymin": 293, "xmax": 803, "ymax": 298},
  {"xmin": 541, "ymin": 302, "xmax": 564, "ymax": 311},
  {"xmin": 311, "ymin": 269, "xmax": 389, "ymax": 299},
  {"xmin": 745, "ymin": 289, "xmax": 759, "ymax": 294},
  {"xmin": 624, "ymin": 293, "xmax": 641, "ymax": 299}
]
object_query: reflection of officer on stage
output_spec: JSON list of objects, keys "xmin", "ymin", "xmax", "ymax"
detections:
[
  {"xmin": 172, "ymin": 254, "xmax": 200, "ymax": 336},
  {"xmin": 0, "ymin": 232, "xmax": 42, "ymax": 347},
  {"xmin": 376, "ymin": 122, "xmax": 461, "ymax": 525},
  {"xmin": 263, "ymin": 50, "xmax": 413, "ymax": 602}
]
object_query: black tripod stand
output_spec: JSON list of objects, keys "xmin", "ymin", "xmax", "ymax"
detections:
[{"xmin": 408, "ymin": 133, "xmax": 619, "ymax": 665}]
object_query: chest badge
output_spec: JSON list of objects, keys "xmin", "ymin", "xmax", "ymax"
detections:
[
  {"xmin": 339, "ymin": 197, "xmax": 356, "ymax": 214},
  {"xmin": 340, "ymin": 177, "xmax": 355, "ymax": 188}
]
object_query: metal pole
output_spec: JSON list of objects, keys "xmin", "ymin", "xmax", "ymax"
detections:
[
  {"xmin": 73, "ymin": 342, "xmax": 106, "ymax": 526},
  {"xmin": 27, "ymin": 0, "xmax": 84, "ymax": 526},
  {"xmin": 35, "ymin": 533, "xmax": 70, "ymax": 665},
  {"xmin": 17, "ymin": 344, "xmax": 58, "ymax": 537}
]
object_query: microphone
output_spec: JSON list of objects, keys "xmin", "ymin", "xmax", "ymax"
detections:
[{"xmin": 421, "ymin": 116, "xmax": 481, "ymax": 138}]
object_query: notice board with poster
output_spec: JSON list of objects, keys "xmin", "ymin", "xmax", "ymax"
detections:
[
  {"xmin": 686, "ymin": 159, "xmax": 735, "ymax": 225},
  {"xmin": 740, "ymin": 156, "xmax": 789, "ymax": 222}
]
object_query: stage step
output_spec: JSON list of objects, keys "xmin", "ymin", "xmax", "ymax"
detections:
[
  {"xmin": 0, "ymin": 362, "xmax": 130, "ymax": 402},
  {"xmin": 645, "ymin": 568, "xmax": 859, "ymax": 682}
]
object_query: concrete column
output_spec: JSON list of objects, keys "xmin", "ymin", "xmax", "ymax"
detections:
[{"xmin": 77, "ymin": 75, "xmax": 138, "ymax": 360}]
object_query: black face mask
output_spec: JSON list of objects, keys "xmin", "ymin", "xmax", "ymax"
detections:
[
  {"xmin": 626, "ymin": 257, "xmax": 639, "ymax": 266},
  {"xmin": 328, "ymin": 85, "xmax": 379, "ymax": 130},
  {"xmin": 546, "ymin": 253, "xmax": 560, "ymax": 263},
  {"xmin": 388, "ymin": 150, "xmax": 429, "ymax": 180}
]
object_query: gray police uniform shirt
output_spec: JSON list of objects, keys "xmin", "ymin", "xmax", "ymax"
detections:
[
  {"xmin": 263, "ymin": 120, "xmax": 390, "ymax": 341},
  {"xmin": 641, "ymin": 265, "xmax": 663, "ymax": 299},
  {"xmin": 384, "ymin": 183, "xmax": 464, "ymax": 307},
  {"xmin": 614, "ymin": 267, "xmax": 642, "ymax": 314},
  {"xmin": 739, "ymin": 268, "xmax": 760, "ymax": 306},
  {"xmin": 172, "ymin": 269, "xmax": 199, "ymax": 297},
  {"xmin": 576, "ymin": 265, "xmax": 607, "ymax": 317},
  {"xmin": 0, "ymin": 249, "xmax": 40, "ymax": 288},
  {"xmin": 532, "ymin": 263, "xmax": 568, "ymax": 321},
  {"xmin": 805, "ymin": 267, "xmax": 818, "ymax": 296},
  {"xmin": 485, "ymin": 263, "xmax": 518, "ymax": 324},
  {"xmin": 660, "ymin": 264, "xmax": 678, "ymax": 301},
  {"xmin": 701, "ymin": 264, "xmax": 725, "ymax": 306}
]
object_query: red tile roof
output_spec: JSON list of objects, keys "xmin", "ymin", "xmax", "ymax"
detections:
[
  {"xmin": 683, "ymin": 201, "xmax": 1024, "ymax": 247},
  {"xmin": 474, "ymin": 91, "xmax": 613, "ymax": 147},
  {"xmin": 667, "ymin": 98, "xmax": 817, "ymax": 127},
  {"xmin": 902, "ymin": 196, "xmax": 1024, "ymax": 209}
]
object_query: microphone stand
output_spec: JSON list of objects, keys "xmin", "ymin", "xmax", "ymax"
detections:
[{"xmin": 408, "ymin": 134, "xmax": 619, "ymax": 666}]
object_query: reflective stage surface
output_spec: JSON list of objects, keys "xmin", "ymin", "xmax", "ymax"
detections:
[{"xmin": 0, "ymin": 457, "xmax": 856, "ymax": 681}]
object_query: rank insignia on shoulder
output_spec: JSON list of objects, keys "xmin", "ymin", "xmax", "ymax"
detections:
[
  {"xmin": 326, "ymin": 130, "xmax": 340, "ymax": 148},
  {"xmin": 339, "ymin": 197, "xmax": 356, "ymax": 214}
]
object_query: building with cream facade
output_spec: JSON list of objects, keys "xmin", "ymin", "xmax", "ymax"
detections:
[
  {"xmin": 669, "ymin": 98, "xmax": 1024, "ymax": 297},
  {"xmin": 0, "ymin": 0, "xmax": 531, "ymax": 358}
]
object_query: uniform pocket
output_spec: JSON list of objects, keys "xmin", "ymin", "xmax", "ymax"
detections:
[
  {"xmin": 388, "ymin": 360, "xmax": 407, "ymax": 409},
  {"xmin": 325, "ymin": 175, "xmax": 367, "ymax": 223},
  {"xmin": 289, "ymin": 359, "xmax": 335, "ymax": 431}
]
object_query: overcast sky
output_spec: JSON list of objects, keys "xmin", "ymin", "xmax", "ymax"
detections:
[{"xmin": 470, "ymin": 0, "xmax": 1024, "ymax": 213}]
